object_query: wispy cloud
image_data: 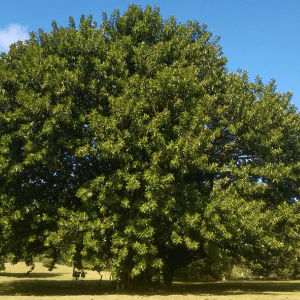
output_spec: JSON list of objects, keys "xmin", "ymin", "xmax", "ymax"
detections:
[{"xmin": 0, "ymin": 23, "xmax": 29, "ymax": 53}]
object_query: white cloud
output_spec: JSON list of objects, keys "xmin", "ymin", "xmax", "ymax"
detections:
[{"xmin": 0, "ymin": 23, "xmax": 30, "ymax": 53}]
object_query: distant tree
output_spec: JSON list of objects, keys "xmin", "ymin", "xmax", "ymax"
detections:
[{"xmin": 1, "ymin": 4, "xmax": 300, "ymax": 287}]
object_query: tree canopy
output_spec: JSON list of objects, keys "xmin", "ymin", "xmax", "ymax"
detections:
[{"xmin": 1, "ymin": 4, "xmax": 300, "ymax": 287}]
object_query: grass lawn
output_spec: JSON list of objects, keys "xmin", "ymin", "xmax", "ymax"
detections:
[{"xmin": 0, "ymin": 262, "xmax": 300, "ymax": 299}]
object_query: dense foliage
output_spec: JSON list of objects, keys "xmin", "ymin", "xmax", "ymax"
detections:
[{"xmin": 1, "ymin": 4, "xmax": 300, "ymax": 287}]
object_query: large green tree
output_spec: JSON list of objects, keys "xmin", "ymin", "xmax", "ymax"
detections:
[{"xmin": 1, "ymin": 4, "xmax": 300, "ymax": 287}]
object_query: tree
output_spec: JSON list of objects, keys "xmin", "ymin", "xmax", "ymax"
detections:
[{"xmin": 1, "ymin": 4, "xmax": 300, "ymax": 287}]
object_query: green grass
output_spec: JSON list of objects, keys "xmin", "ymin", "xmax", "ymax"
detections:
[{"xmin": 0, "ymin": 262, "xmax": 300, "ymax": 299}]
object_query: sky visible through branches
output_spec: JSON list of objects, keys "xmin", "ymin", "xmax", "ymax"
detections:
[{"xmin": 1, "ymin": 0, "xmax": 299, "ymax": 108}]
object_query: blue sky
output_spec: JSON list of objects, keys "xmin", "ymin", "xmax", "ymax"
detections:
[{"xmin": 1, "ymin": 0, "xmax": 299, "ymax": 109}]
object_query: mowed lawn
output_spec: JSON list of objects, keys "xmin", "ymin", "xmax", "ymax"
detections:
[{"xmin": 0, "ymin": 262, "xmax": 300, "ymax": 300}]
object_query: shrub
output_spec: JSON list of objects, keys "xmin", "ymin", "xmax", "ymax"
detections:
[{"xmin": 42, "ymin": 257, "xmax": 56, "ymax": 271}]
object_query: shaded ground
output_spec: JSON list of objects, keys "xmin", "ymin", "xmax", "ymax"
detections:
[{"xmin": 0, "ymin": 262, "xmax": 300, "ymax": 299}]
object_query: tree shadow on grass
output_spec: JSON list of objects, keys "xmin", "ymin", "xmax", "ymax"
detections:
[
  {"xmin": 1, "ymin": 279, "xmax": 300, "ymax": 297},
  {"xmin": 170, "ymin": 281, "xmax": 300, "ymax": 296},
  {"xmin": 0, "ymin": 272, "xmax": 61, "ymax": 278}
]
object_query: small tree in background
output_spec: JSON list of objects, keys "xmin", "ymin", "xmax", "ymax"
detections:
[{"xmin": 1, "ymin": 4, "xmax": 300, "ymax": 287}]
